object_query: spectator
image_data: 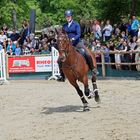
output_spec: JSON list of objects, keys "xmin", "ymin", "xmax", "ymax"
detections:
[
  {"xmin": 10, "ymin": 28, "xmax": 20, "ymax": 42},
  {"xmin": 122, "ymin": 41, "xmax": 131, "ymax": 70},
  {"xmin": 91, "ymin": 19, "xmax": 102, "ymax": 40},
  {"xmin": 1, "ymin": 23, "xmax": 8, "ymax": 35},
  {"xmin": 6, "ymin": 39, "xmax": 16, "ymax": 55},
  {"xmin": 22, "ymin": 42, "xmax": 31, "ymax": 55},
  {"xmin": 119, "ymin": 18, "xmax": 127, "ymax": 33},
  {"xmin": 129, "ymin": 37, "xmax": 138, "ymax": 70},
  {"xmin": 0, "ymin": 42, "xmax": 3, "ymax": 50},
  {"xmin": 15, "ymin": 43, "xmax": 21, "ymax": 56},
  {"xmin": 109, "ymin": 41, "xmax": 116, "ymax": 69},
  {"xmin": 41, "ymin": 44, "xmax": 50, "ymax": 54},
  {"xmin": 120, "ymin": 31, "xmax": 128, "ymax": 41},
  {"xmin": 102, "ymin": 20, "xmax": 113, "ymax": 42},
  {"xmin": 19, "ymin": 19, "xmax": 31, "ymax": 46},
  {"xmin": 0, "ymin": 31, "xmax": 7, "ymax": 45},
  {"xmin": 130, "ymin": 15, "xmax": 139, "ymax": 39},
  {"xmin": 101, "ymin": 43, "xmax": 110, "ymax": 63}
]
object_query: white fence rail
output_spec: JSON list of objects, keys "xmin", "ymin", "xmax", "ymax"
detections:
[{"xmin": 0, "ymin": 49, "xmax": 7, "ymax": 84}]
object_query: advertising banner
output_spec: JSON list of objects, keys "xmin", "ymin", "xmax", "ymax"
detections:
[
  {"xmin": 8, "ymin": 56, "xmax": 35, "ymax": 73},
  {"xmin": 35, "ymin": 56, "xmax": 52, "ymax": 72}
]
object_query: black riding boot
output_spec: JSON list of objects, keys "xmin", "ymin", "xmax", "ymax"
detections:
[
  {"xmin": 57, "ymin": 59, "xmax": 65, "ymax": 82},
  {"xmin": 85, "ymin": 54, "xmax": 97, "ymax": 75}
]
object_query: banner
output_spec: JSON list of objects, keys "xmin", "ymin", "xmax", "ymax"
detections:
[
  {"xmin": 35, "ymin": 56, "xmax": 52, "ymax": 72},
  {"xmin": 8, "ymin": 56, "xmax": 35, "ymax": 73}
]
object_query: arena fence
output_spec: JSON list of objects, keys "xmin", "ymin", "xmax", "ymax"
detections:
[
  {"xmin": 6, "ymin": 50, "xmax": 140, "ymax": 79},
  {"xmin": 0, "ymin": 49, "xmax": 7, "ymax": 84},
  {"xmin": 96, "ymin": 50, "xmax": 140, "ymax": 77}
]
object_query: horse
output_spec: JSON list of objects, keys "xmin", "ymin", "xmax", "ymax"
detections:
[{"xmin": 53, "ymin": 28, "xmax": 100, "ymax": 111}]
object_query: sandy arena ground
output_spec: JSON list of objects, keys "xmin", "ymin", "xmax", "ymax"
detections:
[{"xmin": 0, "ymin": 79, "xmax": 140, "ymax": 140}]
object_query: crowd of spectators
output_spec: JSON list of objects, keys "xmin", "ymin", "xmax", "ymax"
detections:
[
  {"xmin": 0, "ymin": 16, "xmax": 140, "ymax": 71},
  {"xmin": 80, "ymin": 15, "xmax": 140, "ymax": 71},
  {"xmin": 0, "ymin": 19, "xmax": 43, "ymax": 56}
]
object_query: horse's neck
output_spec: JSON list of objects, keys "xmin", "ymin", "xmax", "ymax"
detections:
[{"xmin": 66, "ymin": 45, "xmax": 78, "ymax": 65}]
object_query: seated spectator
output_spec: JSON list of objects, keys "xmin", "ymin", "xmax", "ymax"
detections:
[
  {"xmin": 6, "ymin": 39, "xmax": 16, "ymax": 55},
  {"xmin": 15, "ymin": 43, "xmax": 21, "ymax": 56},
  {"xmin": 10, "ymin": 28, "xmax": 20, "ymax": 42},
  {"xmin": 22, "ymin": 42, "xmax": 31, "ymax": 55},
  {"xmin": 41, "ymin": 44, "xmax": 50, "ymax": 54},
  {"xmin": 25, "ymin": 34, "xmax": 37, "ymax": 54}
]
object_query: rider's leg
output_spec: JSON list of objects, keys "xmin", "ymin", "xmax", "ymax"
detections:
[{"xmin": 76, "ymin": 42, "xmax": 96, "ymax": 75}]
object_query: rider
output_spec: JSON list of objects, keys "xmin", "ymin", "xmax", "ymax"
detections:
[{"xmin": 57, "ymin": 9, "xmax": 96, "ymax": 81}]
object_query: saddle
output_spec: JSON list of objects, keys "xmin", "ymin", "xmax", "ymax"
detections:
[{"xmin": 76, "ymin": 48, "xmax": 94, "ymax": 71}]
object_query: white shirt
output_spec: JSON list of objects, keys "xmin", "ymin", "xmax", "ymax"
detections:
[
  {"xmin": 68, "ymin": 20, "xmax": 73, "ymax": 27},
  {"xmin": 103, "ymin": 24, "xmax": 113, "ymax": 36},
  {"xmin": 0, "ymin": 34, "xmax": 7, "ymax": 43}
]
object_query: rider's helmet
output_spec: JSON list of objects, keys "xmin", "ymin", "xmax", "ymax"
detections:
[{"xmin": 64, "ymin": 9, "xmax": 73, "ymax": 17}]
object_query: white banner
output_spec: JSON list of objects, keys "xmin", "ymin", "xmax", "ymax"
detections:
[{"xmin": 35, "ymin": 56, "xmax": 52, "ymax": 72}]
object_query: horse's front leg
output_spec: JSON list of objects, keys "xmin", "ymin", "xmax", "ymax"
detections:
[
  {"xmin": 69, "ymin": 80, "xmax": 89, "ymax": 111},
  {"xmin": 91, "ymin": 74, "xmax": 101, "ymax": 103}
]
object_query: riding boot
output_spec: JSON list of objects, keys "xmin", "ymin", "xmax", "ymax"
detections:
[
  {"xmin": 57, "ymin": 59, "xmax": 65, "ymax": 82},
  {"xmin": 85, "ymin": 54, "xmax": 97, "ymax": 75}
]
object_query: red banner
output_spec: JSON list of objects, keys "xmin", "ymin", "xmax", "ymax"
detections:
[{"xmin": 8, "ymin": 56, "xmax": 35, "ymax": 73}]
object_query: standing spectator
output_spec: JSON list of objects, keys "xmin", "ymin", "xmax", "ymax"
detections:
[
  {"xmin": 91, "ymin": 19, "xmax": 102, "ymax": 40},
  {"xmin": 101, "ymin": 44, "xmax": 110, "ymax": 63},
  {"xmin": 1, "ymin": 23, "xmax": 8, "ymax": 35},
  {"xmin": 130, "ymin": 15, "xmax": 139, "ymax": 39},
  {"xmin": 19, "ymin": 19, "xmax": 31, "ymax": 46},
  {"xmin": 109, "ymin": 41, "xmax": 116, "ymax": 69},
  {"xmin": 119, "ymin": 18, "xmax": 127, "ymax": 33},
  {"xmin": 126, "ymin": 19, "xmax": 132, "ymax": 36},
  {"xmin": 102, "ymin": 20, "xmax": 113, "ymax": 42},
  {"xmin": 0, "ymin": 42, "xmax": 3, "ymax": 50},
  {"xmin": 122, "ymin": 41, "xmax": 131, "ymax": 70},
  {"xmin": 0, "ymin": 31, "xmax": 7, "ymax": 45},
  {"xmin": 129, "ymin": 37, "xmax": 138, "ymax": 70}
]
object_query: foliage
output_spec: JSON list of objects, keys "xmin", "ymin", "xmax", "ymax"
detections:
[{"xmin": 0, "ymin": 0, "xmax": 140, "ymax": 29}]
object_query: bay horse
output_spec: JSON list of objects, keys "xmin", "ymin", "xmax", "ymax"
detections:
[{"xmin": 55, "ymin": 28, "xmax": 100, "ymax": 111}]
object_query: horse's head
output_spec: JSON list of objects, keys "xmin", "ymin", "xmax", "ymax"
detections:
[{"xmin": 55, "ymin": 27, "xmax": 72, "ymax": 62}]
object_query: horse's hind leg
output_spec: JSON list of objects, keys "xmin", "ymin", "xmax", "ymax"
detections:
[
  {"xmin": 69, "ymin": 80, "xmax": 89, "ymax": 111},
  {"xmin": 91, "ymin": 74, "xmax": 101, "ymax": 103}
]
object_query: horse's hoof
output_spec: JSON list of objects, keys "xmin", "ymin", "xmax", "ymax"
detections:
[
  {"xmin": 95, "ymin": 95, "xmax": 101, "ymax": 103},
  {"xmin": 87, "ymin": 91, "xmax": 95, "ymax": 99},
  {"xmin": 83, "ymin": 106, "xmax": 90, "ymax": 112}
]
